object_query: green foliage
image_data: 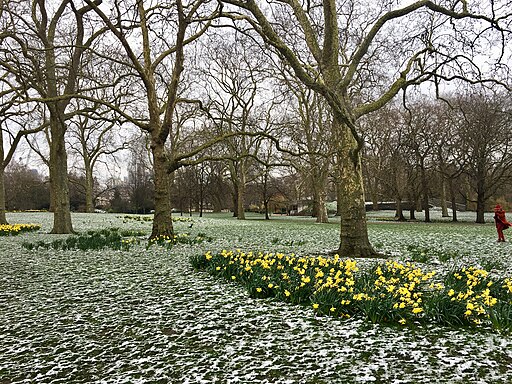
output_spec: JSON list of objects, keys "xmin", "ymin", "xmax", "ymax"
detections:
[
  {"xmin": 192, "ymin": 249, "xmax": 512, "ymax": 332},
  {"xmin": 21, "ymin": 228, "xmax": 139, "ymax": 251},
  {"xmin": 406, "ymin": 244, "xmax": 466, "ymax": 263},
  {"xmin": 147, "ymin": 232, "xmax": 212, "ymax": 249}
]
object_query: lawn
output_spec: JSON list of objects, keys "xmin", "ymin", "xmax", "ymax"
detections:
[{"xmin": 1, "ymin": 211, "xmax": 511, "ymax": 383}]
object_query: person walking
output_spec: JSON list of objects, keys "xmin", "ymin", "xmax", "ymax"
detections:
[{"xmin": 494, "ymin": 204, "xmax": 511, "ymax": 242}]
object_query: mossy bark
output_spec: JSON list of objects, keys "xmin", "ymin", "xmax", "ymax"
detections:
[
  {"xmin": 49, "ymin": 119, "xmax": 73, "ymax": 234},
  {"xmin": 335, "ymin": 120, "xmax": 377, "ymax": 258},
  {"xmin": 150, "ymin": 140, "xmax": 173, "ymax": 239},
  {"xmin": 0, "ymin": 165, "xmax": 7, "ymax": 225}
]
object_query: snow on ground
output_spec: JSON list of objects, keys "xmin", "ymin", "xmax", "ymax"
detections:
[{"xmin": 1, "ymin": 212, "xmax": 511, "ymax": 383}]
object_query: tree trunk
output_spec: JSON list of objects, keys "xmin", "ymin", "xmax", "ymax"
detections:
[
  {"xmin": 237, "ymin": 176, "xmax": 246, "ymax": 220},
  {"xmin": 85, "ymin": 165, "xmax": 94, "ymax": 213},
  {"xmin": 421, "ymin": 168, "xmax": 430, "ymax": 223},
  {"xmin": 336, "ymin": 121, "xmax": 377, "ymax": 257},
  {"xmin": 409, "ymin": 205, "xmax": 415, "ymax": 220},
  {"xmin": 0, "ymin": 165, "xmax": 7, "ymax": 225},
  {"xmin": 150, "ymin": 140, "xmax": 174, "ymax": 239},
  {"xmin": 475, "ymin": 179, "xmax": 486, "ymax": 224},
  {"xmin": 395, "ymin": 198, "xmax": 406, "ymax": 221},
  {"xmin": 336, "ymin": 180, "xmax": 342, "ymax": 216},
  {"xmin": 440, "ymin": 178, "xmax": 449, "ymax": 217},
  {"xmin": 316, "ymin": 190, "xmax": 328, "ymax": 223},
  {"xmin": 449, "ymin": 179, "xmax": 458, "ymax": 222},
  {"xmin": 232, "ymin": 184, "xmax": 238, "ymax": 217},
  {"xmin": 49, "ymin": 120, "xmax": 73, "ymax": 234}
]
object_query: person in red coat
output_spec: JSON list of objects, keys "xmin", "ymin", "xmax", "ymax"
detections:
[{"xmin": 494, "ymin": 204, "xmax": 511, "ymax": 242}]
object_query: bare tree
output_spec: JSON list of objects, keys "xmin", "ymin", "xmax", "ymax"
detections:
[
  {"xmin": 86, "ymin": 0, "xmax": 223, "ymax": 238},
  {"xmin": 201, "ymin": 31, "xmax": 274, "ymax": 219},
  {"xmin": 67, "ymin": 100, "xmax": 128, "ymax": 213},
  {"xmin": 285, "ymin": 83, "xmax": 333, "ymax": 223},
  {"xmin": 0, "ymin": 0, "xmax": 105, "ymax": 233},
  {"xmin": 455, "ymin": 90, "xmax": 512, "ymax": 223},
  {"xmin": 0, "ymin": 96, "xmax": 43, "ymax": 223},
  {"xmin": 221, "ymin": 0, "xmax": 512, "ymax": 256}
]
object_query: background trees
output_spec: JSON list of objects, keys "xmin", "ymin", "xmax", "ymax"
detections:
[
  {"xmin": 0, "ymin": 0, "xmax": 510, "ymax": 250},
  {"xmin": 219, "ymin": 0, "xmax": 512, "ymax": 256}
]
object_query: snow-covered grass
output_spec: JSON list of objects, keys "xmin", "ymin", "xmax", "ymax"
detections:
[{"xmin": 1, "ymin": 211, "xmax": 512, "ymax": 383}]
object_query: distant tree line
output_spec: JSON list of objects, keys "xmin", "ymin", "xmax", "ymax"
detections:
[{"xmin": 1, "ymin": 0, "xmax": 511, "ymax": 257}]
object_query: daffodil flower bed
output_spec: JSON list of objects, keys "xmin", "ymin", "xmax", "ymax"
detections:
[
  {"xmin": 0, "ymin": 223, "xmax": 41, "ymax": 236},
  {"xmin": 191, "ymin": 250, "xmax": 512, "ymax": 332}
]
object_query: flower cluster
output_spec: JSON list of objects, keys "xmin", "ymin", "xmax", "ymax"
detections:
[
  {"xmin": 191, "ymin": 250, "xmax": 512, "ymax": 331},
  {"xmin": 0, "ymin": 223, "xmax": 41, "ymax": 236}
]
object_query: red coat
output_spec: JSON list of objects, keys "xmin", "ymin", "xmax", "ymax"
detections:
[{"xmin": 494, "ymin": 206, "xmax": 511, "ymax": 230}]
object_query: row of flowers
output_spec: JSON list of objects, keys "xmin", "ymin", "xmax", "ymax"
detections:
[
  {"xmin": 191, "ymin": 249, "xmax": 512, "ymax": 332},
  {"xmin": 0, "ymin": 223, "xmax": 41, "ymax": 236}
]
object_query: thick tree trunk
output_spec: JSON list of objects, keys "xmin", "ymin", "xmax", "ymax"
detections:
[
  {"xmin": 150, "ymin": 141, "xmax": 174, "ymax": 239},
  {"xmin": 316, "ymin": 190, "xmax": 328, "ymax": 223},
  {"xmin": 476, "ymin": 179, "xmax": 486, "ymax": 224},
  {"xmin": 49, "ymin": 121, "xmax": 73, "ymax": 234},
  {"xmin": 408, "ymin": 205, "xmax": 415, "ymax": 220},
  {"xmin": 336, "ymin": 121, "xmax": 377, "ymax": 257},
  {"xmin": 237, "ymin": 176, "xmax": 246, "ymax": 220},
  {"xmin": 395, "ymin": 198, "xmax": 406, "ymax": 221},
  {"xmin": 264, "ymin": 200, "xmax": 270, "ymax": 220},
  {"xmin": 0, "ymin": 166, "xmax": 7, "ymax": 224}
]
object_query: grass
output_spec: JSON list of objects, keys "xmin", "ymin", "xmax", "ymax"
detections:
[{"xmin": 1, "ymin": 211, "xmax": 511, "ymax": 383}]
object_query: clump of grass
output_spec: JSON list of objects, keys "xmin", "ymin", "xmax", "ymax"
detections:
[
  {"xmin": 147, "ymin": 232, "xmax": 212, "ymax": 249},
  {"xmin": 406, "ymin": 244, "xmax": 466, "ymax": 263},
  {"xmin": 270, "ymin": 237, "xmax": 306, "ymax": 246},
  {"xmin": 0, "ymin": 223, "xmax": 41, "ymax": 236},
  {"xmin": 21, "ymin": 228, "xmax": 138, "ymax": 251},
  {"xmin": 191, "ymin": 250, "xmax": 512, "ymax": 332}
]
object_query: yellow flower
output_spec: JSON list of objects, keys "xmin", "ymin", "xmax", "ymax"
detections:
[
  {"xmin": 231, "ymin": 276, "xmax": 236, "ymax": 280},
  {"xmin": 399, "ymin": 319, "xmax": 406, "ymax": 325},
  {"xmin": 284, "ymin": 290, "xmax": 291, "ymax": 297},
  {"xmin": 412, "ymin": 307, "xmax": 423, "ymax": 314},
  {"xmin": 268, "ymin": 283, "xmax": 274, "ymax": 289},
  {"xmin": 330, "ymin": 306, "xmax": 336, "ymax": 312},
  {"xmin": 447, "ymin": 289, "xmax": 455, "ymax": 296},
  {"xmin": 312, "ymin": 303, "xmax": 319, "ymax": 309},
  {"xmin": 256, "ymin": 287, "xmax": 262, "ymax": 293},
  {"xmin": 215, "ymin": 266, "xmax": 221, "ymax": 271}
]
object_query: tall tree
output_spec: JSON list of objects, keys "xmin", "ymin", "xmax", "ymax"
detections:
[
  {"xmin": 221, "ymin": 0, "xmax": 511, "ymax": 256},
  {"xmin": 201, "ymin": 31, "xmax": 271, "ymax": 219},
  {"xmin": 1, "ymin": 0, "xmax": 104, "ymax": 233},
  {"xmin": 455, "ymin": 90, "xmax": 512, "ymax": 223},
  {"xmin": 86, "ymin": 0, "xmax": 220, "ymax": 238}
]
